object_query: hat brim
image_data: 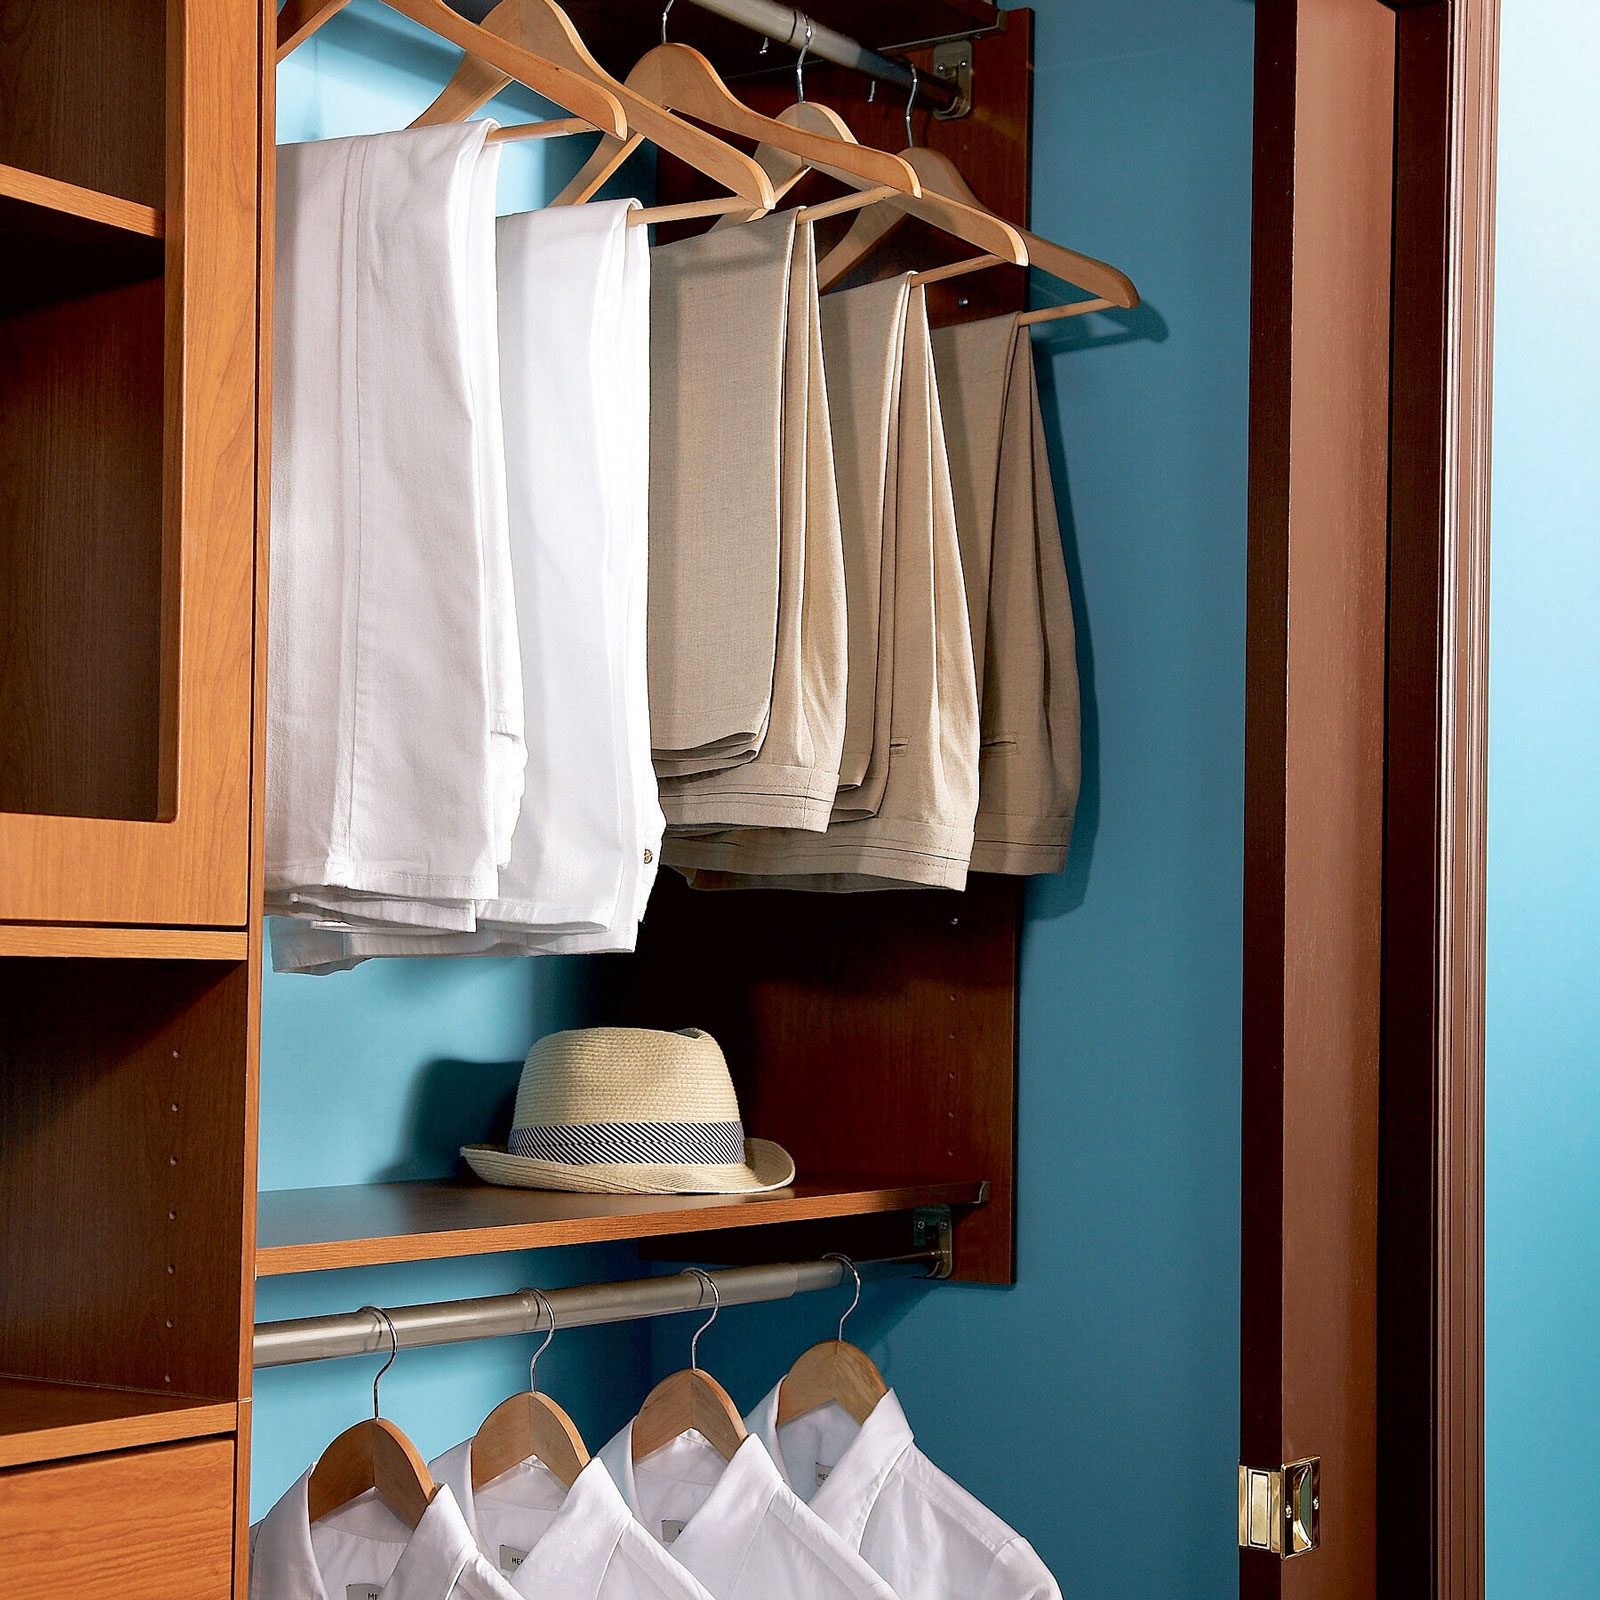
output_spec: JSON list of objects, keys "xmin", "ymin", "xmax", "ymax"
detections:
[{"xmin": 460, "ymin": 1136, "xmax": 796, "ymax": 1195}]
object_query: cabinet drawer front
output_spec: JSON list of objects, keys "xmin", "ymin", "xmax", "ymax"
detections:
[{"xmin": 0, "ymin": 1438, "xmax": 235, "ymax": 1599}]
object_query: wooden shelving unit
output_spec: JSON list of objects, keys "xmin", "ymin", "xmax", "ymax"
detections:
[
  {"xmin": 0, "ymin": 1378, "xmax": 236, "ymax": 1471},
  {"xmin": 0, "ymin": 924, "xmax": 249, "ymax": 960},
  {"xmin": 257, "ymin": 1177, "xmax": 989, "ymax": 1275}
]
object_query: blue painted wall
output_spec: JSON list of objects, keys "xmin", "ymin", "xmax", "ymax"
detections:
[
  {"xmin": 665, "ymin": 6, "xmax": 1254, "ymax": 1597},
  {"xmin": 256, "ymin": 9, "xmax": 1254, "ymax": 1597},
  {"xmin": 1487, "ymin": 6, "xmax": 1600, "ymax": 1596}
]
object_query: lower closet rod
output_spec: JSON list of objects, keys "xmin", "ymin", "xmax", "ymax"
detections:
[{"xmin": 253, "ymin": 1250, "xmax": 939, "ymax": 1369}]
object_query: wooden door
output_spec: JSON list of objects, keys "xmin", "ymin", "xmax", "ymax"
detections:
[
  {"xmin": 1238, "ymin": 0, "xmax": 1396, "ymax": 1593},
  {"xmin": 1241, "ymin": 1, "xmax": 1499, "ymax": 1595},
  {"xmin": 0, "ymin": 0, "xmax": 260, "ymax": 928}
]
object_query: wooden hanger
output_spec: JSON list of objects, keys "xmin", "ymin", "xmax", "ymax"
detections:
[
  {"xmin": 408, "ymin": 0, "xmax": 774, "ymax": 226},
  {"xmin": 470, "ymin": 1290, "xmax": 590, "ymax": 1492},
  {"xmin": 565, "ymin": 45, "xmax": 920, "ymax": 228},
  {"xmin": 306, "ymin": 1308, "xmax": 436, "ymax": 1529},
  {"xmin": 739, "ymin": 101, "xmax": 1026, "ymax": 270},
  {"xmin": 632, "ymin": 1270, "xmax": 748, "ymax": 1464},
  {"xmin": 275, "ymin": 0, "xmax": 626, "ymax": 142},
  {"xmin": 774, "ymin": 1256, "xmax": 889, "ymax": 1426},
  {"xmin": 821, "ymin": 140, "xmax": 1139, "ymax": 308}
]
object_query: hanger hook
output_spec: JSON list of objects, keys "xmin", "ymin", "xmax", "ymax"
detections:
[
  {"xmin": 795, "ymin": 16, "xmax": 813, "ymax": 102},
  {"xmin": 681, "ymin": 1268, "xmax": 721, "ymax": 1371},
  {"xmin": 526, "ymin": 1288, "xmax": 557, "ymax": 1393},
  {"xmin": 822, "ymin": 1253, "xmax": 862, "ymax": 1340},
  {"xmin": 904, "ymin": 64, "xmax": 919, "ymax": 148},
  {"xmin": 661, "ymin": 0, "xmax": 677, "ymax": 44},
  {"xmin": 361, "ymin": 1305, "xmax": 399, "ymax": 1419}
]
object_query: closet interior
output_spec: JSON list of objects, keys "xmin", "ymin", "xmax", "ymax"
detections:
[{"xmin": 0, "ymin": 1, "xmax": 1175, "ymax": 1595}]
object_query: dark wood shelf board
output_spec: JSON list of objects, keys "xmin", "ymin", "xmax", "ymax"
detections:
[
  {"xmin": 0, "ymin": 163, "xmax": 164, "ymax": 316},
  {"xmin": 0, "ymin": 1377, "xmax": 235, "ymax": 1470},
  {"xmin": 256, "ymin": 1177, "xmax": 987, "ymax": 1276}
]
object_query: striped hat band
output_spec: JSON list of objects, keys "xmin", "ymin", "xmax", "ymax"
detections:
[{"xmin": 509, "ymin": 1119, "xmax": 747, "ymax": 1168}]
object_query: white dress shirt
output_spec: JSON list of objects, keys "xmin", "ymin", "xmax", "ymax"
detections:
[
  {"xmin": 746, "ymin": 1386, "xmax": 1061, "ymax": 1600},
  {"xmin": 596, "ymin": 1423, "xmax": 898, "ymax": 1600},
  {"xmin": 429, "ymin": 1440, "xmax": 714, "ymax": 1600},
  {"xmin": 248, "ymin": 1469, "xmax": 521, "ymax": 1600}
]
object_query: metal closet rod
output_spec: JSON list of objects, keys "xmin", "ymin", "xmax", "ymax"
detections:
[
  {"xmin": 253, "ymin": 1250, "xmax": 940, "ymax": 1369},
  {"xmin": 676, "ymin": 0, "xmax": 962, "ymax": 111}
]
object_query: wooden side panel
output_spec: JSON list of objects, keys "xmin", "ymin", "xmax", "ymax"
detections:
[
  {"xmin": 0, "ymin": 0, "xmax": 167, "ymax": 206},
  {"xmin": 0, "ymin": 281, "xmax": 168, "ymax": 820},
  {"xmin": 0, "ymin": 959, "xmax": 253, "ymax": 1403},
  {"xmin": 1242, "ymin": 0, "xmax": 1395, "ymax": 1594},
  {"xmin": 0, "ymin": 0, "xmax": 259, "ymax": 925},
  {"xmin": 0, "ymin": 1440, "xmax": 235, "ymax": 1600},
  {"xmin": 594, "ymin": 874, "xmax": 1019, "ymax": 1283}
]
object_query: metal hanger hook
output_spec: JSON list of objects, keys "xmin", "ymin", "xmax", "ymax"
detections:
[
  {"xmin": 681, "ymin": 1268, "xmax": 722, "ymax": 1371},
  {"xmin": 526, "ymin": 1288, "xmax": 557, "ymax": 1393},
  {"xmin": 361, "ymin": 1305, "xmax": 399, "ymax": 1419},
  {"xmin": 660, "ymin": 0, "xmax": 677, "ymax": 44},
  {"xmin": 795, "ymin": 16, "xmax": 813, "ymax": 102},
  {"xmin": 904, "ymin": 64, "xmax": 920, "ymax": 147},
  {"xmin": 822, "ymin": 1253, "xmax": 862, "ymax": 1340}
]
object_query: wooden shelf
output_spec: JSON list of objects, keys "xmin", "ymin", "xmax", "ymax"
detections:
[
  {"xmin": 0, "ymin": 925, "xmax": 248, "ymax": 961},
  {"xmin": 0, "ymin": 162, "xmax": 164, "ymax": 314},
  {"xmin": 257, "ymin": 1177, "xmax": 988, "ymax": 1276},
  {"xmin": 0, "ymin": 1377, "xmax": 236, "ymax": 1470}
]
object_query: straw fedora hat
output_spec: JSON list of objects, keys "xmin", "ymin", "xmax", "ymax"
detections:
[{"xmin": 462, "ymin": 1026, "xmax": 796, "ymax": 1195}]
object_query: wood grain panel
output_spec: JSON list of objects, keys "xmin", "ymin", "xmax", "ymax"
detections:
[
  {"xmin": 0, "ymin": 280, "xmax": 167, "ymax": 819},
  {"xmin": 0, "ymin": 959, "xmax": 252, "ymax": 1402},
  {"xmin": 1241, "ymin": 1, "xmax": 1396, "ymax": 1595},
  {"xmin": 257, "ymin": 1178, "xmax": 987, "ymax": 1275},
  {"xmin": 0, "ymin": 0, "xmax": 260, "ymax": 924},
  {"xmin": 0, "ymin": 1378, "xmax": 235, "ymax": 1470},
  {"xmin": 0, "ymin": 0, "xmax": 167, "ymax": 207},
  {"xmin": 0, "ymin": 1439, "xmax": 235, "ymax": 1600},
  {"xmin": 591, "ymin": 873, "xmax": 1019, "ymax": 1283},
  {"xmin": 0, "ymin": 925, "xmax": 247, "ymax": 959}
]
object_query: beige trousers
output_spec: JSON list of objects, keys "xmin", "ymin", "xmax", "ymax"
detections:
[
  {"xmin": 658, "ymin": 221, "xmax": 848, "ymax": 832},
  {"xmin": 933, "ymin": 314, "xmax": 1081, "ymax": 874},
  {"xmin": 668, "ymin": 284, "xmax": 980, "ymax": 890}
]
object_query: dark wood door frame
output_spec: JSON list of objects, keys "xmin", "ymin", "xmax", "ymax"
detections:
[{"xmin": 1242, "ymin": 1, "xmax": 1496, "ymax": 1596}]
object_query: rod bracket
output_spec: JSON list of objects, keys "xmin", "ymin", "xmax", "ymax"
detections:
[
  {"xmin": 913, "ymin": 1206, "xmax": 955, "ymax": 1277},
  {"xmin": 930, "ymin": 40, "xmax": 974, "ymax": 120}
]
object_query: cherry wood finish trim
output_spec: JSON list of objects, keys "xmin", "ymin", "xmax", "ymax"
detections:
[
  {"xmin": 1241, "ymin": 2, "xmax": 1397, "ymax": 1595},
  {"xmin": 0, "ymin": 924, "xmax": 247, "ymax": 959},
  {"xmin": 0, "ymin": 160, "xmax": 164, "ymax": 235},
  {"xmin": 1380, "ymin": 3, "xmax": 1497, "ymax": 1597},
  {"xmin": 0, "ymin": 1438, "xmax": 236, "ymax": 1600},
  {"xmin": 257, "ymin": 1178, "xmax": 987, "ymax": 1275},
  {"xmin": 0, "ymin": 1379, "xmax": 236, "ymax": 1470}
]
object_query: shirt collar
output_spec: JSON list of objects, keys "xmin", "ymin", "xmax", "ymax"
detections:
[
  {"xmin": 431, "ymin": 1439, "xmax": 631, "ymax": 1600},
  {"xmin": 599, "ymin": 1420, "xmax": 779, "ymax": 1594},
  {"xmin": 249, "ymin": 1467, "xmax": 484, "ymax": 1600},
  {"xmin": 746, "ymin": 1384, "xmax": 915, "ymax": 1548}
]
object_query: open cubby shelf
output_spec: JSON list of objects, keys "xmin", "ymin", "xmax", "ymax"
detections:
[
  {"xmin": 0, "ymin": 162, "xmax": 164, "ymax": 315},
  {"xmin": 0, "ymin": 925, "xmax": 248, "ymax": 960},
  {"xmin": 0, "ymin": 1377, "xmax": 236, "ymax": 1471},
  {"xmin": 256, "ymin": 1177, "xmax": 990, "ymax": 1276}
]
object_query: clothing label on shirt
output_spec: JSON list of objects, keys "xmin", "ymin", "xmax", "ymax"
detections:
[
  {"xmin": 661, "ymin": 1519, "xmax": 687, "ymax": 1545},
  {"xmin": 815, "ymin": 1462, "xmax": 835, "ymax": 1490},
  {"xmin": 498, "ymin": 1545, "xmax": 529, "ymax": 1575},
  {"xmin": 346, "ymin": 1586, "xmax": 383, "ymax": 1600}
]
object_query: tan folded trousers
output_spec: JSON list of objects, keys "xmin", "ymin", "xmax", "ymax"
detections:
[
  {"xmin": 668, "ymin": 284, "xmax": 980, "ymax": 890},
  {"xmin": 647, "ymin": 213, "xmax": 796, "ymax": 771},
  {"xmin": 658, "ymin": 221, "xmax": 848, "ymax": 831},
  {"xmin": 933, "ymin": 314, "xmax": 1081, "ymax": 873}
]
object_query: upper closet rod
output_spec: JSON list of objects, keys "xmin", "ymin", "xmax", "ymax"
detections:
[
  {"xmin": 675, "ymin": 0, "xmax": 961, "ymax": 112},
  {"xmin": 254, "ymin": 1249, "xmax": 943, "ymax": 1368}
]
